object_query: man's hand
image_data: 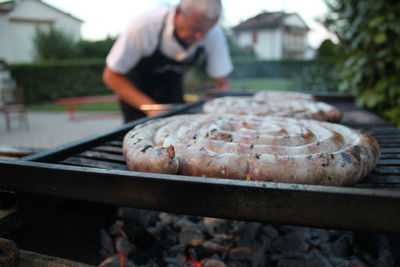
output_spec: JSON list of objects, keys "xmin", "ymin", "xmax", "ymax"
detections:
[
  {"xmin": 145, "ymin": 110, "xmax": 166, "ymax": 117},
  {"xmin": 103, "ymin": 66, "xmax": 158, "ymax": 110}
]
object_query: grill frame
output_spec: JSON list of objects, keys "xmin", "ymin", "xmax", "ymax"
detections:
[{"xmin": 1, "ymin": 92, "xmax": 400, "ymax": 234}]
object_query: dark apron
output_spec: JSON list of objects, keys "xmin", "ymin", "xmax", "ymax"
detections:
[{"xmin": 120, "ymin": 13, "xmax": 204, "ymax": 122}]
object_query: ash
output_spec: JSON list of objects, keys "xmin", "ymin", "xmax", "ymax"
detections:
[{"xmin": 98, "ymin": 208, "xmax": 398, "ymax": 267}]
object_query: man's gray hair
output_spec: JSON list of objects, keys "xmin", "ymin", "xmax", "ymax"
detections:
[{"xmin": 179, "ymin": 0, "xmax": 222, "ymax": 20}]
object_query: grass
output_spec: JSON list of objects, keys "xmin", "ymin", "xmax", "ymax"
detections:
[
  {"xmin": 28, "ymin": 102, "xmax": 120, "ymax": 112},
  {"xmin": 230, "ymin": 78, "xmax": 294, "ymax": 91},
  {"xmin": 28, "ymin": 78, "xmax": 293, "ymax": 112}
]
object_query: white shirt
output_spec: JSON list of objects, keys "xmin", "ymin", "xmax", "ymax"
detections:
[{"xmin": 106, "ymin": 7, "xmax": 233, "ymax": 79}]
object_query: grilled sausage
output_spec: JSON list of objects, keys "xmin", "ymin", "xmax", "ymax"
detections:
[
  {"xmin": 203, "ymin": 96, "xmax": 343, "ymax": 122},
  {"xmin": 253, "ymin": 90, "xmax": 316, "ymax": 102},
  {"xmin": 123, "ymin": 114, "xmax": 380, "ymax": 186}
]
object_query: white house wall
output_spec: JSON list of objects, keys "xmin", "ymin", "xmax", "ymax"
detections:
[
  {"xmin": 283, "ymin": 15, "xmax": 308, "ymax": 47},
  {"xmin": 0, "ymin": 15, "xmax": 12, "ymax": 63},
  {"xmin": 236, "ymin": 32, "xmax": 253, "ymax": 49},
  {"xmin": 236, "ymin": 29, "xmax": 283, "ymax": 60},
  {"xmin": 283, "ymin": 14, "xmax": 306, "ymax": 28},
  {"xmin": 0, "ymin": 0, "xmax": 81, "ymax": 63},
  {"xmin": 254, "ymin": 29, "xmax": 282, "ymax": 60}
]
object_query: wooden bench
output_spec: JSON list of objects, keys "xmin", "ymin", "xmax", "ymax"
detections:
[{"xmin": 55, "ymin": 95, "xmax": 119, "ymax": 120}]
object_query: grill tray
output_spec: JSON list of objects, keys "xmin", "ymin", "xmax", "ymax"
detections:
[{"xmin": 1, "ymin": 92, "xmax": 400, "ymax": 233}]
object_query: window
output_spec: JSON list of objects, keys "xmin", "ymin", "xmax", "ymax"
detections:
[{"xmin": 252, "ymin": 31, "xmax": 258, "ymax": 44}]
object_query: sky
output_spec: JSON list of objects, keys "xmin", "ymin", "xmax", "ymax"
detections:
[{"xmin": 42, "ymin": 0, "xmax": 336, "ymax": 48}]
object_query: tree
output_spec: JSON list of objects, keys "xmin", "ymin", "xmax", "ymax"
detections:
[
  {"xmin": 323, "ymin": 0, "xmax": 400, "ymax": 127},
  {"xmin": 33, "ymin": 26, "xmax": 77, "ymax": 60},
  {"xmin": 76, "ymin": 36, "xmax": 116, "ymax": 59}
]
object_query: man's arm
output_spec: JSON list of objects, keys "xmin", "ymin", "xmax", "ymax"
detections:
[
  {"xmin": 215, "ymin": 76, "xmax": 230, "ymax": 91},
  {"xmin": 102, "ymin": 66, "xmax": 163, "ymax": 116}
]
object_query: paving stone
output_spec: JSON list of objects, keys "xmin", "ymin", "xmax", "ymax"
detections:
[{"xmin": 0, "ymin": 111, "xmax": 123, "ymax": 149}]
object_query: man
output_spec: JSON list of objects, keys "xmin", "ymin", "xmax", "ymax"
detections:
[{"xmin": 103, "ymin": 0, "xmax": 232, "ymax": 122}]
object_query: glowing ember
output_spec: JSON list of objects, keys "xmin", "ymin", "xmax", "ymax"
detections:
[{"xmin": 184, "ymin": 257, "xmax": 202, "ymax": 267}]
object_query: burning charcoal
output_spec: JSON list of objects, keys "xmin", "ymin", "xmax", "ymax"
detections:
[
  {"xmin": 118, "ymin": 207, "xmax": 158, "ymax": 227},
  {"xmin": 260, "ymin": 225, "xmax": 279, "ymax": 239},
  {"xmin": 116, "ymin": 237, "xmax": 133, "ymax": 255},
  {"xmin": 277, "ymin": 257, "xmax": 331, "ymax": 267},
  {"xmin": 306, "ymin": 249, "xmax": 333, "ymax": 267},
  {"xmin": 327, "ymin": 255, "xmax": 350, "ymax": 267},
  {"xmin": 226, "ymin": 248, "xmax": 254, "ymax": 265},
  {"xmin": 352, "ymin": 234, "xmax": 395, "ymax": 267},
  {"xmin": 159, "ymin": 212, "xmax": 177, "ymax": 225},
  {"xmin": 211, "ymin": 233, "xmax": 236, "ymax": 242},
  {"xmin": 307, "ymin": 229, "xmax": 330, "ymax": 247},
  {"xmin": 202, "ymin": 240, "xmax": 230, "ymax": 253},
  {"xmin": 145, "ymin": 259, "xmax": 162, "ymax": 267},
  {"xmin": 347, "ymin": 256, "xmax": 368, "ymax": 266},
  {"xmin": 134, "ymin": 228, "xmax": 156, "ymax": 250},
  {"xmin": 328, "ymin": 230, "xmax": 342, "ymax": 239},
  {"xmin": 166, "ymin": 244, "xmax": 186, "ymax": 258},
  {"xmin": 164, "ymin": 256, "xmax": 192, "ymax": 267},
  {"xmin": 293, "ymin": 228, "xmax": 313, "ymax": 242},
  {"xmin": 201, "ymin": 258, "xmax": 228, "ymax": 267},
  {"xmin": 202, "ymin": 217, "xmax": 230, "ymax": 236},
  {"xmin": 232, "ymin": 221, "xmax": 247, "ymax": 233},
  {"xmin": 99, "ymin": 255, "xmax": 136, "ymax": 267},
  {"xmin": 129, "ymin": 246, "xmax": 163, "ymax": 266},
  {"xmin": 376, "ymin": 247, "xmax": 395, "ymax": 267},
  {"xmin": 236, "ymin": 236, "xmax": 262, "ymax": 251},
  {"xmin": 270, "ymin": 252, "xmax": 306, "ymax": 262},
  {"xmin": 174, "ymin": 217, "xmax": 197, "ymax": 230},
  {"xmin": 271, "ymin": 232, "xmax": 310, "ymax": 254},
  {"xmin": 179, "ymin": 226, "xmax": 204, "ymax": 246},
  {"xmin": 186, "ymin": 245, "xmax": 217, "ymax": 261},
  {"xmin": 147, "ymin": 220, "xmax": 174, "ymax": 241},
  {"xmin": 279, "ymin": 225, "xmax": 309, "ymax": 234},
  {"xmin": 239, "ymin": 222, "xmax": 262, "ymax": 240},
  {"xmin": 119, "ymin": 216, "xmax": 156, "ymax": 250},
  {"xmin": 251, "ymin": 239, "xmax": 269, "ymax": 267},
  {"xmin": 183, "ymin": 246, "xmax": 203, "ymax": 267},
  {"xmin": 109, "ymin": 219, "xmax": 125, "ymax": 236},
  {"xmin": 330, "ymin": 235, "xmax": 352, "ymax": 258},
  {"xmin": 228, "ymin": 246, "xmax": 256, "ymax": 262},
  {"xmin": 320, "ymin": 242, "xmax": 332, "ymax": 256},
  {"xmin": 99, "ymin": 228, "xmax": 115, "ymax": 259}
]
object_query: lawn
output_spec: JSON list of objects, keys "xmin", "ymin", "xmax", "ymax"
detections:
[
  {"xmin": 28, "ymin": 101, "xmax": 120, "ymax": 112},
  {"xmin": 28, "ymin": 78, "xmax": 293, "ymax": 112},
  {"xmin": 230, "ymin": 78, "xmax": 294, "ymax": 91}
]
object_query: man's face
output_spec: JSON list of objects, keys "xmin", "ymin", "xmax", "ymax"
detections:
[{"xmin": 174, "ymin": 7, "xmax": 217, "ymax": 46}]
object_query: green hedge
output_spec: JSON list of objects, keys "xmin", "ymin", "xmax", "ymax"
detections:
[
  {"xmin": 10, "ymin": 59, "xmax": 109, "ymax": 105},
  {"xmin": 10, "ymin": 59, "xmax": 335, "ymax": 105},
  {"xmin": 231, "ymin": 59, "xmax": 320, "ymax": 79}
]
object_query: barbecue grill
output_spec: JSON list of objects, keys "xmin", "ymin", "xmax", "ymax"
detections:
[{"xmin": 0, "ymin": 91, "xmax": 400, "ymax": 235}]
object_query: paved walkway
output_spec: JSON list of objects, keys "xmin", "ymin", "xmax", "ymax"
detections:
[{"xmin": 0, "ymin": 111, "xmax": 123, "ymax": 149}]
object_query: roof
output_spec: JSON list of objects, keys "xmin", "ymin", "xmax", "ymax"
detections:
[
  {"xmin": 0, "ymin": 0, "xmax": 83, "ymax": 22},
  {"xmin": 232, "ymin": 11, "xmax": 309, "ymax": 32},
  {"xmin": 0, "ymin": 1, "xmax": 14, "ymax": 13}
]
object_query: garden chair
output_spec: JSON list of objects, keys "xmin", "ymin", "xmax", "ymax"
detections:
[{"xmin": 1, "ymin": 86, "xmax": 29, "ymax": 131}]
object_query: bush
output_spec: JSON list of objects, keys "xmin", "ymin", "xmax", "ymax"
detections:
[
  {"xmin": 230, "ymin": 59, "xmax": 321, "ymax": 79},
  {"xmin": 10, "ymin": 59, "xmax": 109, "ymax": 105},
  {"xmin": 324, "ymin": 0, "xmax": 400, "ymax": 128},
  {"xmin": 76, "ymin": 37, "xmax": 116, "ymax": 59},
  {"xmin": 33, "ymin": 26, "xmax": 77, "ymax": 60},
  {"xmin": 10, "ymin": 59, "xmax": 337, "ymax": 105}
]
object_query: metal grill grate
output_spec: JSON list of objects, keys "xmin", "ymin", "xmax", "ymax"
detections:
[
  {"xmin": 1, "ymin": 94, "xmax": 400, "ymax": 233},
  {"xmin": 59, "ymin": 100, "xmax": 400, "ymax": 191}
]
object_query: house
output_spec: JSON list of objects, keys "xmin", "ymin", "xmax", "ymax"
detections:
[
  {"xmin": 232, "ymin": 12, "xmax": 312, "ymax": 60},
  {"xmin": 0, "ymin": 0, "xmax": 82, "ymax": 63}
]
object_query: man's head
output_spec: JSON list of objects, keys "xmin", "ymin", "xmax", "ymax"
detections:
[{"xmin": 174, "ymin": 0, "xmax": 222, "ymax": 46}]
